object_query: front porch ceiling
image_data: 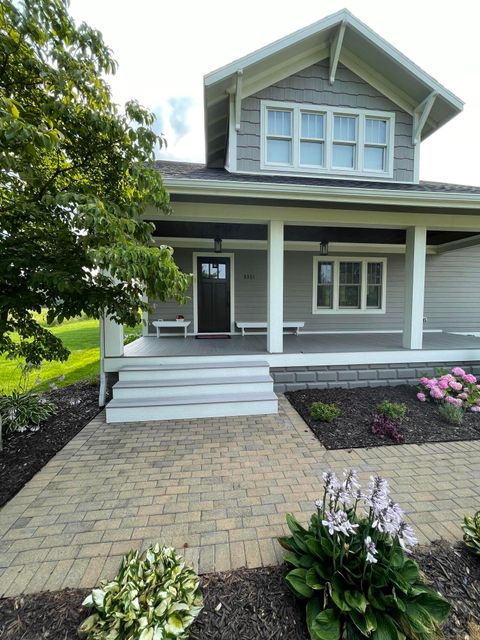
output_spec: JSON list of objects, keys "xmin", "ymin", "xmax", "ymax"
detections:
[{"xmin": 152, "ymin": 220, "xmax": 479, "ymax": 248}]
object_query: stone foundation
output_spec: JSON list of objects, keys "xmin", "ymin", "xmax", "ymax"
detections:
[{"xmin": 271, "ymin": 361, "xmax": 480, "ymax": 393}]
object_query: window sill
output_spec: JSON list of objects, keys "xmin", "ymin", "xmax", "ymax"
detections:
[{"xmin": 312, "ymin": 308, "xmax": 386, "ymax": 315}]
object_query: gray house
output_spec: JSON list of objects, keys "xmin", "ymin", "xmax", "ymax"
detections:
[{"xmin": 102, "ymin": 9, "xmax": 480, "ymax": 423}]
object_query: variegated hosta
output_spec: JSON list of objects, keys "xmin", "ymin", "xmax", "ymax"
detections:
[
  {"xmin": 78, "ymin": 544, "xmax": 203, "ymax": 640},
  {"xmin": 463, "ymin": 510, "xmax": 480, "ymax": 556},
  {"xmin": 279, "ymin": 470, "xmax": 450, "ymax": 640}
]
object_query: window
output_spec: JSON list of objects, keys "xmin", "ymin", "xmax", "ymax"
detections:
[
  {"xmin": 261, "ymin": 102, "xmax": 394, "ymax": 177},
  {"xmin": 313, "ymin": 257, "xmax": 386, "ymax": 314},
  {"xmin": 266, "ymin": 109, "xmax": 292, "ymax": 164}
]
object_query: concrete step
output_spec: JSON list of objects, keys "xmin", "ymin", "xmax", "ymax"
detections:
[
  {"xmin": 118, "ymin": 360, "xmax": 270, "ymax": 382},
  {"xmin": 112, "ymin": 375, "xmax": 274, "ymax": 399},
  {"xmin": 105, "ymin": 391, "xmax": 278, "ymax": 423}
]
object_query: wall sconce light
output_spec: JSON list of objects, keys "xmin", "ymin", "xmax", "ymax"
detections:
[
  {"xmin": 319, "ymin": 241, "xmax": 329, "ymax": 256},
  {"xmin": 214, "ymin": 237, "xmax": 222, "ymax": 253}
]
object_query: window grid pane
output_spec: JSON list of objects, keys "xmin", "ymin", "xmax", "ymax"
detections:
[
  {"xmin": 301, "ymin": 113, "xmax": 324, "ymax": 139},
  {"xmin": 266, "ymin": 138, "xmax": 291, "ymax": 164},
  {"xmin": 334, "ymin": 116, "xmax": 356, "ymax": 141},
  {"xmin": 365, "ymin": 118, "xmax": 387, "ymax": 144},
  {"xmin": 267, "ymin": 110, "xmax": 292, "ymax": 136},
  {"xmin": 364, "ymin": 146, "xmax": 385, "ymax": 171},
  {"xmin": 340, "ymin": 262, "xmax": 361, "ymax": 284},
  {"xmin": 339, "ymin": 285, "xmax": 361, "ymax": 308},
  {"xmin": 300, "ymin": 141, "xmax": 324, "ymax": 166}
]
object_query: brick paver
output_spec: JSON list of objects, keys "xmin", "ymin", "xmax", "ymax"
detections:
[{"xmin": 1, "ymin": 396, "xmax": 479, "ymax": 596}]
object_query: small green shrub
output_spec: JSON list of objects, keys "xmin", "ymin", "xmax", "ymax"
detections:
[
  {"xmin": 376, "ymin": 399, "xmax": 407, "ymax": 421},
  {"xmin": 279, "ymin": 470, "xmax": 450, "ymax": 640},
  {"xmin": 79, "ymin": 544, "xmax": 203, "ymax": 640},
  {"xmin": 462, "ymin": 510, "xmax": 480, "ymax": 556},
  {"xmin": 438, "ymin": 402, "xmax": 464, "ymax": 425},
  {"xmin": 309, "ymin": 402, "xmax": 340, "ymax": 422}
]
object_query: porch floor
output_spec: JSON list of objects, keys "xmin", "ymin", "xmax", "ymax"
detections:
[{"xmin": 123, "ymin": 331, "xmax": 480, "ymax": 358}]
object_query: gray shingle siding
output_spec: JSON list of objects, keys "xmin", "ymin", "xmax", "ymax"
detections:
[
  {"xmin": 149, "ymin": 246, "xmax": 480, "ymax": 334},
  {"xmin": 236, "ymin": 59, "xmax": 414, "ymax": 182}
]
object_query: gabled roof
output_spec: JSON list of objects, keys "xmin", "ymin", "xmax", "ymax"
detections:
[{"xmin": 204, "ymin": 9, "xmax": 464, "ymax": 168}]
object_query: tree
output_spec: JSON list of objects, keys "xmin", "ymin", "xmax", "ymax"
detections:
[{"xmin": 0, "ymin": 0, "xmax": 190, "ymax": 366}]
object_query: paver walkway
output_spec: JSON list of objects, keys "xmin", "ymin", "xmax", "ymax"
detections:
[{"xmin": 1, "ymin": 396, "xmax": 479, "ymax": 597}]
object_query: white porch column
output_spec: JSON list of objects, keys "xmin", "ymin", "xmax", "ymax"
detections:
[
  {"xmin": 103, "ymin": 314, "xmax": 124, "ymax": 357},
  {"xmin": 267, "ymin": 220, "xmax": 284, "ymax": 353},
  {"xmin": 402, "ymin": 226, "xmax": 426, "ymax": 349}
]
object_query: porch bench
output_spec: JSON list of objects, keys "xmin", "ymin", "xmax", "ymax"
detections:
[{"xmin": 236, "ymin": 321, "xmax": 304, "ymax": 336}]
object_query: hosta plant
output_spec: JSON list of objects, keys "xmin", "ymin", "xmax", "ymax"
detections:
[
  {"xmin": 79, "ymin": 544, "xmax": 203, "ymax": 640},
  {"xmin": 462, "ymin": 510, "xmax": 480, "ymax": 556},
  {"xmin": 279, "ymin": 470, "xmax": 450, "ymax": 640}
]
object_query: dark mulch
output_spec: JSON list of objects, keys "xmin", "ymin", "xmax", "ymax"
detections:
[
  {"xmin": 416, "ymin": 540, "xmax": 480, "ymax": 638},
  {"xmin": 286, "ymin": 385, "xmax": 480, "ymax": 449},
  {"xmin": 0, "ymin": 545, "xmax": 478, "ymax": 639},
  {"xmin": 0, "ymin": 382, "xmax": 100, "ymax": 507}
]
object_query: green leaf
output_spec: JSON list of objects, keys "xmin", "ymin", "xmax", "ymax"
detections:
[
  {"xmin": 414, "ymin": 591, "xmax": 450, "ymax": 623},
  {"xmin": 306, "ymin": 598, "xmax": 322, "ymax": 634},
  {"xmin": 285, "ymin": 568, "xmax": 314, "ymax": 599},
  {"xmin": 310, "ymin": 608, "xmax": 341, "ymax": 640},
  {"xmin": 345, "ymin": 590, "xmax": 368, "ymax": 613},
  {"xmin": 306, "ymin": 567, "xmax": 325, "ymax": 590},
  {"xmin": 399, "ymin": 559, "xmax": 420, "ymax": 584},
  {"xmin": 371, "ymin": 613, "xmax": 401, "ymax": 640}
]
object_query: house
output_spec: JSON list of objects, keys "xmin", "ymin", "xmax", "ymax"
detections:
[{"xmin": 101, "ymin": 9, "xmax": 480, "ymax": 423}]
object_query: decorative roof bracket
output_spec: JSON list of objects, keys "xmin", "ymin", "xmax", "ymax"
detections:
[
  {"xmin": 413, "ymin": 91, "xmax": 437, "ymax": 144},
  {"xmin": 329, "ymin": 21, "xmax": 346, "ymax": 85}
]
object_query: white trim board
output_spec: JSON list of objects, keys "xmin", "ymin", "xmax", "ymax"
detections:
[
  {"xmin": 192, "ymin": 252, "xmax": 235, "ymax": 334},
  {"xmin": 104, "ymin": 347, "xmax": 480, "ymax": 372}
]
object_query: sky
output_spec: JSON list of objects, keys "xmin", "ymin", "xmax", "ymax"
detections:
[{"xmin": 69, "ymin": 0, "xmax": 480, "ymax": 185}]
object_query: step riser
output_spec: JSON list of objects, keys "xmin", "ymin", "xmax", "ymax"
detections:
[
  {"xmin": 106, "ymin": 400, "xmax": 278, "ymax": 423},
  {"xmin": 113, "ymin": 381, "xmax": 273, "ymax": 400},
  {"xmin": 119, "ymin": 366, "xmax": 270, "ymax": 381}
]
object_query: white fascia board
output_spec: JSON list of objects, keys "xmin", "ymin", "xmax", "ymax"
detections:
[
  {"xmin": 204, "ymin": 9, "xmax": 463, "ymax": 112},
  {"xmin": 164, "ymin": 177, "xmax": 480, "ymax": 210}
]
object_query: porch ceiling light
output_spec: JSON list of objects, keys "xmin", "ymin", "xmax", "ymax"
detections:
[
  {"xmin": 214, "ymin": 237, "xmax": 222, "ymax": 253},
  {"xmin": 319, "ymin": 241, "xmax": 329, "ymax": 256}
]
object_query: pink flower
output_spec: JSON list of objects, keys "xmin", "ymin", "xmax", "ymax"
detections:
[
  {"xmin": 459, "ymin": 393, "xmax": 468, "ymax": 400},
  {"xmin": 430, "ymin": 387, "xmax": 445, "ymax": 400},
  {"xmin": 417, "ymin": 392, "xmax": 426, "ymax": 402},
  {"xmin": 463, "ymin": 374, "xmax": 477, "ymax": 384},
  {"xmin": 446, "ymin": 396, "xmax": 462, "ymax": 406},
  {"xmin": 452, "ymin": 367, "xmax": 465, "ymax": 376},
  {"xmin": 438, "ymin": 379, "xmax": 449, "ymax": 390},
  {"xmin": 449, "ymin": 381, "xmax": 463, "ymax": 392},
  {"xmin": 419, "ymin": 377, "xmax": 429, "ymax": 385},
  {"xmin": 425, "ymin": 378, "xmax": 438, "ymax": 389},
  {"xmin": 470, "ymin": 405, "xmax": 480, "ymax": 413}
]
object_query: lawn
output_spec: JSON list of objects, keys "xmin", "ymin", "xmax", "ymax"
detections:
[{"xmin": 0, "ymin": 314, "xmax": 139, "ymax": 392}]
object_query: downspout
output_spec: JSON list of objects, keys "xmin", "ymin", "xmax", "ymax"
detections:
[{"xmin": 98, "ymin": 314, "xmax": 107, "ymax": 407}]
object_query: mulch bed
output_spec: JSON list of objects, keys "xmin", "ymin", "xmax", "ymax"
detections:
[
  {"xmin": 0, "ymin": 542, "xmax": 478, "ymax": 639},
  {"xmin": 286, "ymin": 385, "xmax": 480, "ymax": 449},
  {"xmin": 0, "ymin": 382, "xmax": 101, "ymax": 507}
]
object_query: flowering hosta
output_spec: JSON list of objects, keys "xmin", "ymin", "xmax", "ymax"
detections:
[
  {"xmin": 79, "ymin": 545, "xmax": 203, "ymax": 640},
  {"xmin": 417, "ymin": 367, "xmax": 480, "ymax": 412},
  {"xmin": 279, "ymin": 470, "xmax": 449, "ymax": 640}
]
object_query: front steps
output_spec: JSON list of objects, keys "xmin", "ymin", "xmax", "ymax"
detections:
[{"xmin": 105, "ymin": 360, "xmax": 278, "ymax": 423}]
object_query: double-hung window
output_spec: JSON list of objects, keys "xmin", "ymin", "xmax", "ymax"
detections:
[
  {"xmin": 313, "ymin": 257, "xmax": 387, "ymax": 313},
  {"xmin": 261, "ymin": 102, "xmax": 394, "ymax": 177}
]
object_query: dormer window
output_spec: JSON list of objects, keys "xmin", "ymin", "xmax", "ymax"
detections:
[{"xmin": 261, "ymin": 101, "xmax": 395, "ymax": 178}]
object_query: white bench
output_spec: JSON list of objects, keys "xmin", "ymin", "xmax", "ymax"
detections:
[
  {"xmin": 152, "ymin": 320, "xmax": 191, "ymax": 338},
  {"xmin": 236, "ymin": 321, "xmax": 304, "ymax": 336}
]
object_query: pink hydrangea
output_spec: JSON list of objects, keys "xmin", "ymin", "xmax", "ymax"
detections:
[
  {"xmin": 430, "ymin": 386, "xmax": 445, "ymax": 400},
  {"xmin": 449, "ymin": 380, "xmax": 463, "ymax": 392},
  {"xmin": 452, "ymin": 367, "xmax": 465, "ymax": 376},
  {"xmin": 419, "ymin": 377, "xmax": 429, "ymax": 385},
  {"xmin": 425, "ymin": 378, "xmax": 438, "ymax": 389},
  {"xmin": 463, "ymin": 374, "xmax": 477, "ymax": 384},
  {"xmin": 446, "ymin": 396, "xmax": 462, "ymax": 407},
  {"xmin": 417, "ymin": 392, "xmax": 426, "ymax": 402},
  {"xmin": 470, "ymin": 405, "xmax": 480, "ymax": 413},
  {"xmin": 438, "ymin": 379, "xmax": 449, "ymax": 390},
  {"xmin": 459, "ymin": 393, "xmax": 468, "ymax": 400}
]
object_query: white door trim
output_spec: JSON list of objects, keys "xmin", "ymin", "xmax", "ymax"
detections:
[{"xmin": 193, "ymin": 252, "xmax": 235, "ymax": 334}]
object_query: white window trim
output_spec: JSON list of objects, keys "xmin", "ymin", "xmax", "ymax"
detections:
[
  {"xmin": 260, "ymin": 101, "xmax": 395, "ymax": 179},
  {"xmin": 312, "ymin": 256, "xmax": 387, "ymax": 315}
]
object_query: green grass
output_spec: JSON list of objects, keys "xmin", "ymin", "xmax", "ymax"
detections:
[{"xmin": 1, "ymin": 314, "xmax": 140, "ymax": 393}]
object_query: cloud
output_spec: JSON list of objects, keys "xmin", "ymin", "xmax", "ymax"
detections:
[
  {"xmin": 151, "ymin": 105, "xmax": 165, "ymax": 135},
  {"xmin": 168, "ymin": 96, "xmax": 194, "ymax": 141}
]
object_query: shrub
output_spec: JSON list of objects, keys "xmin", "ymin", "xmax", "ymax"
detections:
[
  {"xmin": 0, "ymin": 363, "xmax": 57, "ymax": 436},
  {"xmin": 376, "ymin": 400, "xmax": 407, "ymax": 421},
  {"xmin": 462, "ymin": 510, "xmax": 480, "ymax": 556},
  {"xmin": 279, "ymin": 470, "xmax": 450, "ymax": 640},
  {"xmin": 309, "ymin": 402, "xmax": 340, "ymax": 423},
  {"xmin": 438, "ymin": 402, "xmax": 464, "ymax": 426},
  {"xmin": 417, "ymin": 367, "xmax": 480, "ymax": 412},
  {"xmin": 371, "ymin": 414, "xmax": 404, "ymax": 443},
  {"xmin": 79, "ymin": 544, "xmax": 203, "ymax": 640}
]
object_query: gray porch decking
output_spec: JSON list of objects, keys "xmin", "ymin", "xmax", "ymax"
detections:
[{"xmin": 123, "ymin": 331, "xmax": 480, "ymax": 358}]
